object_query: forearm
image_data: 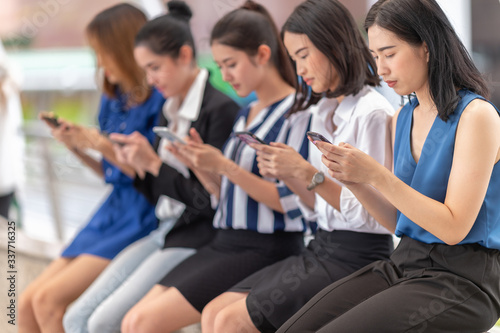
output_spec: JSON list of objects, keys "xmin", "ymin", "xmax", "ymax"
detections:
[
  {"xmin": 71, "ymin": 147, "xmax": 104, "ymax": 177},
  {"xmin": 289, "ymin": 163, "xmax": 341, "ymax": 211},
  {"xmin": 346, "ymin": 182, "xmax": 397, "ymax": 232},
  {"xmin": 221, "ymin": 159, "xmax": 284, "ymax": 213},
  {"xmin": 193, "ymin": 169, "xmax": 221, "ymax": 200},
  {"xmin": 281, "ymin": 177, "xmax": 315, "ymax": 209},
  {"xmin": 372, "ymin": 168, "xmax": 467, "ymax": 244},
  {"xmin": 96, "ymin": 140, "xmax": 136, "ymax": 178}
]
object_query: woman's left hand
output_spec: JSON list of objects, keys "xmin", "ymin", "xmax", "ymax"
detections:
[{"xmin": 316, "ymin": 142, "xmax": 382, "ymax": 185}]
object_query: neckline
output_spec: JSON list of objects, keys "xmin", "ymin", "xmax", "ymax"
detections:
[{"xmin": 408, "ymin": 99, "xmax": 439, "ymax": 165}]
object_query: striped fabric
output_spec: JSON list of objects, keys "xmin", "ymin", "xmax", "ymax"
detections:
[{"xmin": 213, "ymin": 94, "xmax": 312, "ymax": 234}]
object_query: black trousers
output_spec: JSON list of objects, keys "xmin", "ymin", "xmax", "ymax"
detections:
[
  {"xmin": 278, "ymin": 236, "xmax": 500, "ymax": 333},
  {"xmin": 0, "ymin": 192, "xmax": 13, "ymax": 219}
]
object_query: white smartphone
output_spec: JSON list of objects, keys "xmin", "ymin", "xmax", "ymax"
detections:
[{"xmin": 153, "ymin": 126, "xmax": 186, "ymax": 144}]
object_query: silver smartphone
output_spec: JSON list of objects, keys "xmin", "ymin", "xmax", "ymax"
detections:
[{"xmin": 153, "ymin": 126, "xmax": 186, "ymax": 144}]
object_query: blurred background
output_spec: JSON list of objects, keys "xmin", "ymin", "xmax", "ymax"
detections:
[{"xmin": 0, "ymin": 0, "xmax": 499, "ymax": 255}]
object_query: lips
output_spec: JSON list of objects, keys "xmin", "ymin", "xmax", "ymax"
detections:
[
  {"xmin": 232, "ymin": 84, "xmax": 240, "ymax": 90},
  {"xmin": 303, "ymin": 78, "xmax": 314, "ymax": 86},
  {"xmin": 385, "ymin": 80, "xmax": 397, "ymax": 88}
]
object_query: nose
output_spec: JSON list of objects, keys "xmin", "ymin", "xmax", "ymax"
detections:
[
  {"xmin": 295, "ymin": 60, "xmax": 306, "ymax": 77},
  {"xmin": 376, "ymin": 58, "xmax": 388, "ymax": 77},
  {"xmin": 145, "ymin": 71, "xmax": 157, "ymax": 86},
  {"xmin": 220, "ymin": 67, "xmax": 232, "ymax": 83}
]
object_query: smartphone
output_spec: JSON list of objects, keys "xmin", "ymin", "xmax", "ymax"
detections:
[
  {"xmin": 101, "ymin": 131, "xmax": 126, "ymax": 147},
  {"xmin": 235, "ymin": 131, "xmax": 267, "ymax": 145},
  {"xmin": 307, "ymin": 131, "xmax": 331, "ymax": 144},
  {"xmin": 153, "ymin": 126, "xmax": 186, "ymax": 144},
  {"xmin": 41, "ymin": 115, "xmax": 61, "ymax": 128}
]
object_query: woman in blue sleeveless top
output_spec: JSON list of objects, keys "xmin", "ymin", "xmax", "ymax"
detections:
[{"xmin": 277, "ymin": 0, "xmax": 500, "ymax": 332}]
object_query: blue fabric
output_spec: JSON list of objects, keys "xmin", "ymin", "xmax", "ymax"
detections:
[
  {"xmin": 62, "ymin": 89, "xmax": 165, "ymax": 259},
  {"xmin": 394, "ymin": 89, "xmax": 500, "ymax": 249}
]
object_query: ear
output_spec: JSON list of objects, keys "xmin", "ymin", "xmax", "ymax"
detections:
[
  {"xmin": 422, "ymin": 42, "xmax": 429, "ymax": 62},
  {"xmin": 177, "ymin": 45, "xmax": 194, "ymax": 66},
  {"xmin": 256, "ymin": 44, "xmax": 272, "ymax": 66}
]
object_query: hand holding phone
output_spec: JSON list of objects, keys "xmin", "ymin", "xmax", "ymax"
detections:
[
  {"xmin": 153, "ymin": 126, "xmax": 186, "ymax": 145},
  {"xmin": 101, "ymin": 131, "xmax": 126, "ymax": 147},
  {"xmin": 235, "ymin": 131, "xmax": 267, "ymax": 146},
  {"xmin": 40, "ymin": 112, "xmax": 61, "ymax": 128},
  {"xmin": 307, "ymin": 131, "xmax": 331, "ymax": 144}
]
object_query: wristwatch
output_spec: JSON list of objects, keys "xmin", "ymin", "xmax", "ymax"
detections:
[{"xmin": 307, "ymin": 171, "xmax": 325, "ymax": 191}]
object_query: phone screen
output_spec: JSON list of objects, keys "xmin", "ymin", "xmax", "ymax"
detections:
[
  {"xmin": 42, "ymin": 115, "xmax": 61, "ymax": 128},
  {"xmin": 306, "ymin": 131, "xmax": 331, "ymax": 144},
  {"xmin": 153, "ymin": 126, "xmax": 186, "ymax": 144},
  {"xmin": 235, "ymin": 131, "xmax": 267, "ymax": 145}
]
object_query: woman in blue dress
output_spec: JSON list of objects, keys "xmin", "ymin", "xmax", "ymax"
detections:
[
  {"xmin": 19, "ymin": 4, "xmax": 164, "ymax": 333},
  {"xmin": 277, "ymin": 0, "xmax": 500, "ymax": 332}
]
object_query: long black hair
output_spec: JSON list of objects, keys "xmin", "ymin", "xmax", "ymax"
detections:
[
  {"xmin": 210, "ymin": 1, "xmax": 297, "ymax": 93},
  {"xmin": 283, "ymin": 0, "xmax": 380, "ymax": 113},
  {"xmin": 135, "ymin": 0, "xmax": 196, "ymax": 60},
  {"xmin": 365, "ymin": 0, "xmax": 489, "ymax": 121}
]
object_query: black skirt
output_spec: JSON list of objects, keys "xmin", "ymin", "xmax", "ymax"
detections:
[
  {"xmin": 158, "ymin": 229, "xmax": 304, "ymax": 312},
  {"xmin": 231, "ymin": 229, "xmax": 394, "ymax": 332}
]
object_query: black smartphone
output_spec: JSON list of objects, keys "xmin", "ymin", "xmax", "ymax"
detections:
[
  {"xmin": 101, "ymin": 131, "xmax": 126, "ymax": 147},
  {"xmin": 42, "ymin": 115, "xmax": 61, "ymax": 128},
  {"xmin": 153, "ymin": 126, "xmax": 186, "ymax": 145},
  {"xmin": 235, "ymin": 131, "xmax": 267, "ymax": 145},
  {"xmin": 307, "ymin": 131, "xmax": 331, "ymax": 144}
]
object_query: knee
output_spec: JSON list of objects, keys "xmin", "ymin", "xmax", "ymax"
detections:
[
  {"xmin": 121, "ymin": 308, "xmax": 151, "ymax": 333},
  {"xmin": 213, "ymin": 307, "xmax": 243, "ymax": 333},
  {"xmin": 63, "ymin": 304, "xmax": 85, "ymax": 333},
  {"xmin": 88, "ymin": 307, "xmax": 112, "ymax": 333},
  {"xmin": 18, "ymin": 291, "xmax": 35, "ymax": 321},
  {"xmin": 201, "ymin": 300, "xmax": 220, "ymax": 331},
  {"xmin": 32, "ymin": 287, "xmax": 61, "ymax": 319}
]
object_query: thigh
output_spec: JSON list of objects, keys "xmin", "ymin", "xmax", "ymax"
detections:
[
  {"xmin": 128, "ymin": 287, "xmax": 201, "ymax": 333},
  {"xmin": 318, "ymin": 274, "xmax": 498, "ymax": 333},
  {"xmin": 277, "ymin": 261, "xmax": 392, "ymax": 333},
  {"xmin": 69, "ymin": 235, "xmax": 161, "ymax": 309},
  {"xmin": 205, "ymin": 292, "xmax": 249, "ymax": 315},
  {"xmin": 21, "ymin": 257, "xmax": 73, "ymax": 301},
  {"xmin": 88, "ymin": 248, "xmax": 196, "ymax": 332},
  {"xmin": 244, "ymin": 250, "xmax": 358, "ymax": 330},
  {"xmin": 40, "ymin": 255, "xmax": 109, "ymax": 306}
]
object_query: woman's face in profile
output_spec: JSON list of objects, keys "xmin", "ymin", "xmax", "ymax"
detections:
[
  {"xmin": 211, "ymin": 42, "xmax": 263, "ymax": 98},
  {"xmin": 283, "ymin": 31, "xmax": 337, "ymax": 93},
  {"xmin": 368, "ymin": 24, "xmax": 429, "ymax": 96},
  {"xmin": 134, "ymin": 45, "xmax": 185, "ymax": 98}
]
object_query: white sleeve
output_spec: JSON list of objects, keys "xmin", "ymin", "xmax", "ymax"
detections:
[{"xmin": 338, "ymin": 109, "xmax": 392, "ymax": 228}]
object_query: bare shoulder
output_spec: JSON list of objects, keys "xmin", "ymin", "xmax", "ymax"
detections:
[
  {"xmin": 461, "ymin": 98, "xmax": 499, "ymax": 124},
  {"xmin": 459, "ymin": 99, "xmax": 500, "ymax": 154}
]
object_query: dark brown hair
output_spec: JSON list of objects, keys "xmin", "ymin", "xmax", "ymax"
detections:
[
  {"xmin": 365, "ymin": 0, "xmax": 489, "ymax": 121},
  {"xmin": 86, "ymin": 3, "xmax": 149, "ymax": 104},
  {"xmin": 283, "ymin": 0, "xmax": 380, "ymax": 112},
  {"xmin": 210, "ymin": 1, "xmax": 297, "ymax": 94},
  {"xmin": 135, "ymin": 1, "xmax": 196, "ymax": 60}
]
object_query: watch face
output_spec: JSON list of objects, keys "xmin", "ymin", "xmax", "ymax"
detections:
[{"xmin": 314, "ymin": 172, "xmax": 325, "ymax": 183}]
